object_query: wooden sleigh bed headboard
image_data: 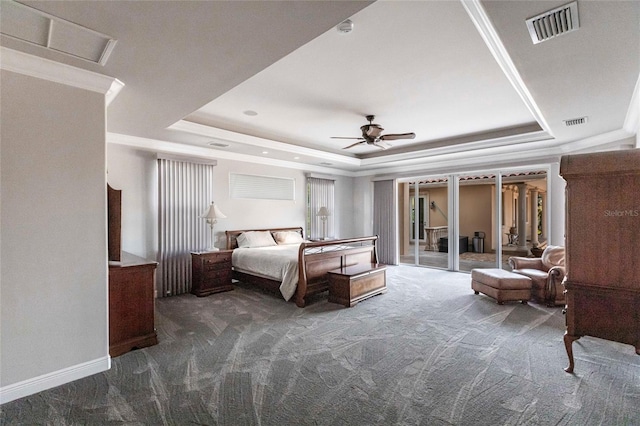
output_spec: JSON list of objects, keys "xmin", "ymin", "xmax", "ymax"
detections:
[{"xmin": 225, "ymin": 227, "xmax": 378, "ymax": 307}]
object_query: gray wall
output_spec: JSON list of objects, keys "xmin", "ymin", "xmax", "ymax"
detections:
[{"xmin": 1, "ymin": 71, "xmax": 108, "ymax": 388}]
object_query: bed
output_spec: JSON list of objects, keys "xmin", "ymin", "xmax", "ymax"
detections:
[{"xmin": 225, "ymin": 227, "xmax": 379, "ymax": 307}]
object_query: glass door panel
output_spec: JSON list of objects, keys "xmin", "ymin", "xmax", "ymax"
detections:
[
  {"xmin": 458, "ymin": 175, "xmax": 496, "ymax": 272},
  {"xmin": 419, "ymin": 177, "xmax": 448, "ymax": 269}
]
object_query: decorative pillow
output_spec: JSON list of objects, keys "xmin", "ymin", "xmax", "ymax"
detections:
[
  {"xmin": 237, "ymin": 231, "xmax": 277, "ymax": 248},
  {"xmin": 273, "ymin": 231, "xmax": 304, "ymax": 245}
]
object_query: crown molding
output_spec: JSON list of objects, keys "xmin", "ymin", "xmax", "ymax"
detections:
[
  {"xmin": 167, "ymin": 120, "xmax": 361, "ymax": 167},
  {"xmin": 0, "ymin": 47, "xmax": 123, "ymax": 103},
  {"xmin": 353, "ymin": 138, "xmax": 564, "ymax": 177},
  {"xmin": 107, "ymin": 133, "xmax": 356, "ymax": 177},
  {"xmin": 356, "ymin": 127, "xmax": 635, "ymax": 178},
  {"xmin": 559, "ymin": 129, "xmax": 636, "ymax": 154},
  {"xmin": 360, "ymin": 128, "xmax": 551, "ymax": 167},
  {"xmin": 461, "ymin": 0, "xmax": 552, "ymax": 136},
  {"xmin": 624, "ymin": 73, "xmax": 640, "ymax": 134}
]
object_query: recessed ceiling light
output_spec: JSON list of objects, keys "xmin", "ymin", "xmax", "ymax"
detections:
[
  {"xmin": 262, "ymin": 151, "xmax": 269, "ymax": 155},
  {"xmin": 336, "ymin": 19, "xmax": 354, "ymax": 34},
  {"xmin": 243, "ymin": 110, "xmax": 258, "ymax": 116},
  {"xmin": 293, "ymin": 156, "xmax": 300, "ymax": 160}
]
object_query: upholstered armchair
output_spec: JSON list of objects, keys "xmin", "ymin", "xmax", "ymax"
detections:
[{"xmin": 508, "ymin": 246, "xmax": 566, "ymax": 306}]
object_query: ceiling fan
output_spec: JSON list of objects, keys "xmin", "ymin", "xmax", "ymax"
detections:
[{"xmin": 331, "ymin": 115, "xmax": 416, "ymax": 150}]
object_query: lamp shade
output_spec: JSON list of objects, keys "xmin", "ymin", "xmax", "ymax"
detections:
[
  {"xmin": 316, "ymin": 206, "xmax": 330, "ymax": 217},
  {"xmin": 201, "ymin": 202, "xmax": 227, "ymax": 220}
]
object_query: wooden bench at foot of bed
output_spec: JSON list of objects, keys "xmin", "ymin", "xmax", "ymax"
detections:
[{"xmin": 327, "ymin": 263, "xmax": 387, "ymax": 307}]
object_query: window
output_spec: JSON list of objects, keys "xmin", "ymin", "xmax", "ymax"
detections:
[
  {"xmin": 229, "ymin": 173, "xmax": 295, "ymax": 200},
  {"xmin": 306, "ymin": 177, "xmax": 334, "ymax": 239}
]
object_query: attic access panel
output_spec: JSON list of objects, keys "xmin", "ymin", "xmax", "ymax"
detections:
[{"xmin": 0, "ymin": 0, "xmax": 117, "ymax": 65}]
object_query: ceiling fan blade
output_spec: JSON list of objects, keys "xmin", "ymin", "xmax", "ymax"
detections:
[
  {"xmin": 342, "ymin": 140, "xmax": 366, "ymax": 149},
  {"xmin": 331, "ymin": 136, "xmax": 363, "ymax": 140},
  {"xmin": 375, "ymin": 141, "xmax": 391, "ymax": 150},
  {"xmin": 381, "ymin": 132, "xmax": 416, "ymax": 141}
]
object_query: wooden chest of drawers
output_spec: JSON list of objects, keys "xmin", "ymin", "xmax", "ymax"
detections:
[
  {"xmin": 109, "ymin": 252, "xmax": 158, "ymax": 357},
  {"xmin": 191, "ymin": 250, "xmax": 233, "ymax": 296},
  {"xmin": 560, "ymin": 149, "xmax": 640, "ymax": 373}
]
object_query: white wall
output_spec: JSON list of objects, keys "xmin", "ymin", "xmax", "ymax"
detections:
[
  {"xmin": 1, "ymin": 71, "xmax": 109, "ymax": 398},
  {"xmin": 548, "ymin": 162, "xmax": 566, "ymax": 247},
  {"xmin": 107, "ymin": 144, "xmax": 159, "ymax": 259},
  {"xmin": 106, "ymin": 144, "xmax": 357, "ymax": 260},
  {"xmin": 353, "ymin": 176, "xmax": 374, "ymax": 237}
]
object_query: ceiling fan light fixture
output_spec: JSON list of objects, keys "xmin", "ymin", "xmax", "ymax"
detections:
[
  {"xmin": 332, "ymin": 114, "xmax": 416, "ymax": 150},
  {"xmin": 336, "ymin": 19, "xmax": 354, "ymax": 34}
]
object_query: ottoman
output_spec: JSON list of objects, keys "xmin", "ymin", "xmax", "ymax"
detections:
[{"xmin": 471, "ymin": 268, "xmax": 532, "ymax": 305}]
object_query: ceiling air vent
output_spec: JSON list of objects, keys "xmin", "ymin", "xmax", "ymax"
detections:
[
  {"xmin": 526, "ymin": 1, "xmax": 580, "ymax": 45},
  {"xmin": 208, "ymin": 142, "xmax": 229, "ymax": 148},
  {"xmin": 563, "ymin": 116, "xmax": 588, "ymax": 127}
]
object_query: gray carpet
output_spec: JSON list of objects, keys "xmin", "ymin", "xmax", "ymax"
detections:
[{"xmin": 2, "ymin": 265, "xmax": 639, "ymax": 425}]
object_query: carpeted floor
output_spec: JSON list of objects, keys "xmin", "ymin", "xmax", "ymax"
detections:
[{"xmin": 2, "ymin": 265, "xmax": 639, "ymax": 425}]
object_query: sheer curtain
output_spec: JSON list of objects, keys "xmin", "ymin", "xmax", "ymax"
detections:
[
  {"xmin": 157, "ymin": 158, "xmax": 215, "ymax": 297},
  {"xmin": 373, "ymin": 179, "xmax": 398, "ymax": 265},
  {"xmin": 307, "ymin": 177, "xmax": 335, "ymax": 239}
]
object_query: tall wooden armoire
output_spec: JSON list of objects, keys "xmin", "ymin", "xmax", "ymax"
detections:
[{"xmin": 559, "ymin": 149, "xmax": 640, "ymax": 373}]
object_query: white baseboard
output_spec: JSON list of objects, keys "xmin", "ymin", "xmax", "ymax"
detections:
[{"xmin": 0, "ymin": 356, "xmax": 111, "ymax": 404}]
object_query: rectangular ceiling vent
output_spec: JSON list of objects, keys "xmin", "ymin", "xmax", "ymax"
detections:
[
  {"xmin": 0, "ymin": 0, "xmax": 117, "ymax": 65},
  {"xmin": 526, "ymin": 1, "xmax": 580, "ymax": 45},
  {"xmin": 563, "ymin": 116, "xmax": 588, "ymax": 127},
  {"xmin": 208, "ymin": 142, "xmax": 229, "ymax": 148}
]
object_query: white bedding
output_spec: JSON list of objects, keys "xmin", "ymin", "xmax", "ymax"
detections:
[{"xmin": 232, "ymin": 244, "xmax": 300, "ymax": 301}]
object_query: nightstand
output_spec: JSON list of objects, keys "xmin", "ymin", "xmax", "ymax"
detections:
[{"xmin": 191, "ymin": 250, "xmax": 233, "ymax": 296}]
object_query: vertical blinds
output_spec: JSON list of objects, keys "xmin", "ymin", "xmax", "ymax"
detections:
[
  {"xmin": 373, "ymin": 179, "xmax": 397, "ymax": 265},
  {"xmin": 158, "ymin": 159, "xmax": 214, "ymax": 297},
  {"xmin": 307, "ymin": 177, "xmax": 334, "ymax": 239}
]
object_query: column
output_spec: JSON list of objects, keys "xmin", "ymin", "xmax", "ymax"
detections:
[
  {"xmin": 517, "ymin": 183, "xmax": 528, "ymax": 250},
  {"xmin": 530, "ymin": 188, "xmax": 539, "ymax": 247},
  {"xmin": 540, "ymin": 192, "xmax": 547, "ymax": 243}
]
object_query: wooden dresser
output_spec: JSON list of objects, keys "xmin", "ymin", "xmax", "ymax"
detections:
[
  {"xmin": 109, "ymin": 252, "xmax": 158, "ymax": 357},
  {"xmin": 560, "ymin": 149, "xmax": 640, "ymax": 373},
  {"xmin": 191, "ymin": 250, "xmax": 233, "ymax": 296}
]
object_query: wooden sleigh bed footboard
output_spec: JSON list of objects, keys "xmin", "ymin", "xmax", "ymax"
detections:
[
  {"xmin": 226, "ymin": 228, "xmax": 378, "ymax": 307},
  {"xmin": 295, "ymin": 237, "xmax": 378, "ymax": 307}
]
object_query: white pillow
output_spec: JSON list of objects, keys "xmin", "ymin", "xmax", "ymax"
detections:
[
  {"xmin": 237, "ymin": 231, "xmax": 277, "ymax": 248},
  {"xmin": 273, "ymin": 231, "xmax": 304, "ymax": 245}
]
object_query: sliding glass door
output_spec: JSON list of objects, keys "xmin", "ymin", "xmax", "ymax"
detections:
[
  {"xmin": 399, "ymin": 168, "xmax": 548, "ymax": 272},
  {"xmin": 458, "ymin": 174, "xmax": 496, "ymax": 272},
  {"xmin": 399, "ymin": 177, "xmax": 449, "ymax": 269}
]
